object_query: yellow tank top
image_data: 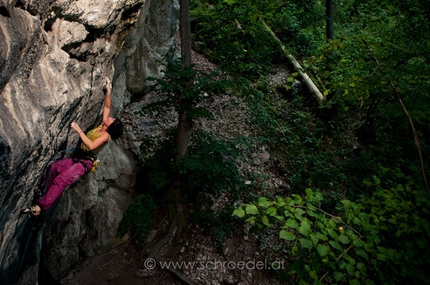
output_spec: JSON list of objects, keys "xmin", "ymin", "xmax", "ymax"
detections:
[{"xmin": 80, "ymin": 125, "xmax": 110, "ymax": 155}]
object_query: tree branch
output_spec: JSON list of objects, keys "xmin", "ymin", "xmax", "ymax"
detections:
[
  {"xmin": 362, "ymin": 39, "xmax": 430, "ymax": 194},
  {"xmin": 260, "ymin": 19, "xmax": 326, "ymax": 103}
]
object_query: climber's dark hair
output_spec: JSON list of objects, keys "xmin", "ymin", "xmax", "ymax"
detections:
[{"xmin": 107, "ymin": 117, "xmax": 123, "ymax": 139}]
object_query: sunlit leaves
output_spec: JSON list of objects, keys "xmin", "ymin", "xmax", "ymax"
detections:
[{"xmin": 232, "ymin": 180, "xmax": 430, "ymax": 284}]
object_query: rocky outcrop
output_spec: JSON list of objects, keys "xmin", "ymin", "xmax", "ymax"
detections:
[{"xmin": 0, "ymin": 0, "xmax": 179, "ymax": 284}]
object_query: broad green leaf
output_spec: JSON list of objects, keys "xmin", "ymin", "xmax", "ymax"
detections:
[
  {"xmin": 232, "ymin": 208, "xmax": 245, "ymax": 218},
  {"xmin": 307, "ymin": 208, "xmax": 319, "ymax": 217},
  {"xmin": 329, "ymin": 241, "xmax": 343, "ymax": 251},
  {"xmin": 353, "ymin": 239, "xmax": 364, "ymax": 247},
  {"xmin": 363, "ymin": 178, "xmax": 372, "ymax": 186},
  {"xmin": 344, "ymin": 254, "xmax": 356, "ymax": 265},
  {"xmin": 327, "ymin": 229, "xmax": 339, "ymax": 241},
  {"xmin": 277, "ymin": 197, "xmax": 286, "ymax": 207},
  {"xmin": 307, "ymin": 203, "xmax": 317, "ymax": 211},
  {"xmin": 280, "ymin": 230, "xmax": 296, "ymax": 241},
  {"xmin": 341, "ymin": 199, "xmax": 351, "ymax": 206},
  {"xmin": 275, "ymin": 215, "xmax": 285, "ymax": 222},
  {"xmin": 377, "ymin": 253, "xmax": 387, "ymax": 261},
  {"xmin": 299, "ymin": 219, "xmax": 311, "ymax": 237},
  {"xmin": 300, "ymin": 238, "xmax": 313, "ymax": 249},
  {"xmin": 349, "ymin": 279, "xmax": 360, "ymax": 285},
  {"xmin": 316, "ymin": 232, "xmax": 328, "ymax": 241},
  {"xmin": 355, "ymin": 249, "xmax": 368, "ymax": 260},
  {"xmin": 265, "ymin": 207, "xmax": 277, "ymax": 216},
  {"xmin": 346, "ymin": 263, "xmax": 355, "ymax": 275},
  {"xmin": 245, "ymin": 204, "xmax": 258, "ymax": 215},
  {"xmin": 305, "ymin": 188, "xmax": 314, "ymax": 197},
  {"xmin": 373, "ymin": 176, "xmax": 380, "ymax": 185},
  {"xmin": 339, "ymin": 234, "xmax": 350, "ymax": 244},
  {"xmin": 286, "ymin": 218, "xmax": 299, "ymax": 229},
  {"xmin": 315, "ymin": 192, "xmax": 323, "ymax": 201},
  {"xmin": 328, "ymin": 219, "xmax": 337, "ymax": 228},
  {"xmin": 353, "ymin": 217, "xmax": 361, "ymax": 225},
  {"xmin": 294, "ymin": 208, "xmax": 306, "ymax": 219},
  {"xmin": 284, "ymin": 210, "xmax": 294, "ymax": 218},
  {"xmin": 310, "ymin": 233, "xmax": 319, "ymax": 244},
  {"xmin": 317, "ymin": 244, "xmax": 330, "ymax": 257},
  {"xmin": 292, "ymin": 194, "xmax": 303, "ymax": 204},
  {"xmin": 258, "ymin": 197, "xmax": 271, "ymax": 208},
  {"xmin": 309, "ymin": 270, "xmax": 318, "ymax": 280},
  {"xmin": 299, "ymin": 225, "xmax": 309, "ymax": 237},
  {"xmin": 356, "ymin": 262, "xmax": 366, "ymax": 273},
  {"xmin": 334, "ymin": 271, "xmax": 345, "ymax": 281},
  {"xmin": 262, "ymin": 215, "xmax": 271, "ymax": 227},
  {"xmin": 245, "ymin": 216, "xmax": 256, "ymax": 225}
]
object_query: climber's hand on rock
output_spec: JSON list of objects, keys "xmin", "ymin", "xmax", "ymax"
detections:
[{"xmin": 70, "ymin": 122, "xmax": 82, "ymax": 134}]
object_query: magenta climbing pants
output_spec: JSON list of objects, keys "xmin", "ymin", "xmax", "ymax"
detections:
[{"xmin": 37, "ymin": 157, "xmax": 93, "ymax": 211}]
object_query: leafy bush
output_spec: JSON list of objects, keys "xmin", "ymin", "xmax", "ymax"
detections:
[
  {"xmin": 233, "ymin": 177, "xmax": 430, "ymax": 284},
  {"xmin": 117, "ymin": 194, "xmax": 157, "ymax": 244},
  {"xmin": 192, "ymin": 198, "xmax": 236, "ymax": 249}
]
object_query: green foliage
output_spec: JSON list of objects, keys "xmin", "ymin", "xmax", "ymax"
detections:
[
  {"xmin": 190, "ymin": 0, "xmax": 324, "ymax": 77},
  {"xmin": 192, "ymin": 198, "xmax": 236, "ymax": 249},
  {"xmin": 138, "ymin": 55, "xmax": 247, "ymax": 197},
  {"xmin": 175, "ymin": 131, "xmax": 247, "ymax": 197},
  {"xmin": 117, "ymin": 194, "xmax": 157, "ymax": 244},
  {"xmin": 138, "ymin": 129, "xmax": 247, "ymax": 201},
  {"xmin": 143, "ymin": 56, "xmax": 231, "ymax": 119},
  {"xmin": 233, "ymin": 180, "xmax": 430, "ymax": 284}
]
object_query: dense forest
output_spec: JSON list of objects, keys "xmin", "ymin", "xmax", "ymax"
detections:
[{"xmin": 118, "ymin": 0, "xmax": 430, "ymax": 284}]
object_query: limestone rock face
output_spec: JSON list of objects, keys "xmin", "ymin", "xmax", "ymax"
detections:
[{"xmin": 0, "ymin": 0, "xmax": 178, "ymax": 283}]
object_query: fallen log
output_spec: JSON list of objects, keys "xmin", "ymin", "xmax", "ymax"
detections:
[{"xmin": 260, "ymin": 19, "xmax": 326, "ymax": 103}]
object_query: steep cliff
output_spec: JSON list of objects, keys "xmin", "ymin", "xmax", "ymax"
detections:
[{"xmin": 0, "ymin": 0, "xmax": 178, "ymax": 284}]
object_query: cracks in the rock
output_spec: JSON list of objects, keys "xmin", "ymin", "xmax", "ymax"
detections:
[{"xmin": 0, "ymin": 6, "xmax": 10, "ymax": 18}]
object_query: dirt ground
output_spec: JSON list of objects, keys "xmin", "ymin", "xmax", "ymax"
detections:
[{"xmin": 61, "ymin": 219, "xmax": 286, "ymax": 285}]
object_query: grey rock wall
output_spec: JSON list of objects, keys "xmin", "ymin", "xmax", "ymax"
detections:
[{"xmin": 0, "ymin": 0, "xmax": 178, "ymax": 284}]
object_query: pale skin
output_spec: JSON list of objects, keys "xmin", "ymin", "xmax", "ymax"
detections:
[
  {"xmin": 32, "ymin": 77, "xmax": 115, "ymax": 214},
  {"xmin": 71, "ymin": 76, "xmax": 115, "ymax": 149}
]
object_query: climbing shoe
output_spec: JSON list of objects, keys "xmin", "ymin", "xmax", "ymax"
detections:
[
  {"xmin": 21, "ymin": 205, "xmax": 41, "ymax": 216},
  {"xmin": 90, "ymin": 159, "xmax": 100, "ymax": 172}
]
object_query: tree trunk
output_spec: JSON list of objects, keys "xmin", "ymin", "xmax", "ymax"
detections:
[
  {"xmin": 180, "ymin": 0, "xmax": 192, "ymax": 67},
  {"xmin": 362, "ymin": 39, "xmax": 429, "ymax": 194},
  {"xmin": 175, "ymin": 110, "xmax": 192, "ymax": 161},
  {"xmin": 326, "ymin": 0, "xmax": 334, "ymax": 40},
  {"xmin": 260, "ymin": 19, "xmax": 325, "ymax": 102},
  {"xmin": 148, "ymin": 0, "xmax": 194, "ymax": 260}
]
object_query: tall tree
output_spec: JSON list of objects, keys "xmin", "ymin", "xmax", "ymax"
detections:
[
  {"xmin": 325, "ymin": 0, "xmax": 333, "ymax": 40},
  {"xmin": 176, "ymin": 0, "xmax": 193, "ymax": 160}
]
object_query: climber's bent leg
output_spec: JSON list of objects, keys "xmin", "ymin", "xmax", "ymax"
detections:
[
  {"xmin": 46, "ymin": 158, "xmax": 74, "ymax": 190},
  {"xmin": 38, "ymin": 160, "xmax": 87, "ymax": 211}
]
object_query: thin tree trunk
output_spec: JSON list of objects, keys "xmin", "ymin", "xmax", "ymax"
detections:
[
  {"xmin": 362, "ymin": 39, "xmax": 429, "ymax": 194},
  {"xmin": 180, "ymin": 0, "xmax": 192, "ymax": 67},
  {"xmin": 175, "ymin": 111, "xmax": 192, "ymax": 161},
  {"xmin": 260, "ymin": 19, "xmax": 325, "ymax": 102},
  {"xmin": 148, "ymin": 0, "xmax": 194, "ymax": 261},
  {"xmin": 326, "ymin": 0, "xmax": 334, "ymax": 40}
]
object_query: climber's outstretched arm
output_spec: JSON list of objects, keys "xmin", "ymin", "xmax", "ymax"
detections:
[{"xmin": 102, "ymin": 77, "xmax": 112, "ymax": 125}]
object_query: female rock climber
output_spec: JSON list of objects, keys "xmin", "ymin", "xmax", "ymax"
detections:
[{"xmin": 22, "ymin": 77, "xmax": 123, "ymax": 216}]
